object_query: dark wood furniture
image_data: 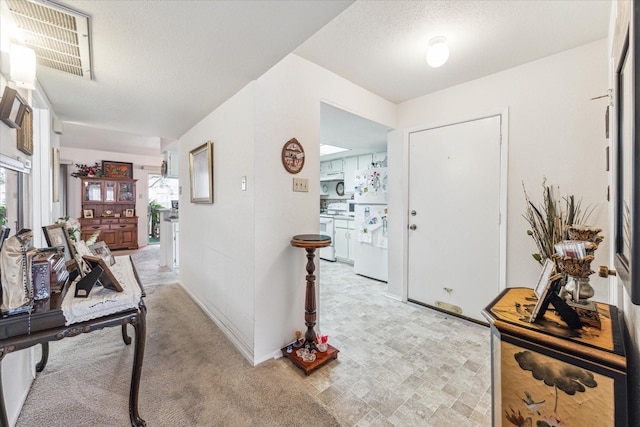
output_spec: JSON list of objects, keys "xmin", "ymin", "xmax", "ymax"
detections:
[
  {"xmin": 482, "ymin": 287, "xmax": 627, "ymax": 427},
  {"xmin": 80, "ymin": 177, "xmax": 138, "ymax": 250},
  {"xmin": 283, "ymin": 234, "xmax": 338, "ymax": 375},
  {"xmin": 281, "ymin": 343, "xmax": 339, "ymax": 375},
  {"xmin": 0, "ymin": 257, "xmax": 147, "ymax": 427}
]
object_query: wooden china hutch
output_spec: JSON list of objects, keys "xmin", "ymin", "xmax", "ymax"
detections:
[{"xmin": 79, "ymin": 177, "xmax": 139, "ymax": 250}]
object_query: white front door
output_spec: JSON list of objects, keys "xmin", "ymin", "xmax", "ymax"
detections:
[{"xmin": 407, "ymin": 115, "xmax": 503, "ymax": 321}]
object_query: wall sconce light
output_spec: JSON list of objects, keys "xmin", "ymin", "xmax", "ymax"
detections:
[
  {"xmin": 10, "ymin": 44, "xmax": 36, "ymax": 90},
  {"xmin": 426, "ymin": 36, "xmax": 449, "ymax": 68}
]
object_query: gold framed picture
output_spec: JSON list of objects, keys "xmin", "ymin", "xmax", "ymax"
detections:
[
  {"xmin": 102, "ymin": 160, "xmax": 133, "ymax": 178},
  {"xmin": 125, "ymin": 208, "xmax": 135, "ymax": 217},
  {"xmin": 17, "ymin": 106, "xmax": 33, "ymax": 155},
  {"xmin": 52, "ymin": 148, "xmax": 60, "ymax": 202},
  {"xmin": 189, "ymin": 141, "xmax": 213, "ymax": 203},
  {"xmin": 83, "ymin": 209, "xmax": 94, "ymax": 218}
]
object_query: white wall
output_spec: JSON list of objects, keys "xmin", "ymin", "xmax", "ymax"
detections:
[
  {"xmin": 252, "ymin": 55, "xmax": 396, "ymax": 362},
  {"xmin": 177, "ymin": 83, "xmax": 257, "ymax": 360},
  {"xmin": 389, "ymin": 39, "xmax": 610, "ymax": 304},
  {"xmin": 0, "ymin": 74, "xmax": 60, "ymax": 425},
  {"xmin": 178, "ymin": 55, "xmax": 396, "ymax": 364},
  {"xmin": 59, "ymin": 147, "xmax": 163, "ymax": 247}
]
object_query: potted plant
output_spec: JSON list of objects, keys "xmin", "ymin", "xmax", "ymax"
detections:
[
  {"xmin": 71, "ymin": 162, "xmax": 103, "ymax": 178},
  {"xmin": 148, "ymin": 200, "xmax": 163, "ymax": 238}
]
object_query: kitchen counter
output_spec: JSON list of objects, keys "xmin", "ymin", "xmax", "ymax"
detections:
[
  {"xmin": 160, "ymin": 216, "xmax": 179, "ymax": 269},
  {"xmin": 162, "ymin": 210, "xmax": 179, "ymax": 222},
  {"xmin": 320, "ymin": 214, "xmax": 354, "ymax": 220}
]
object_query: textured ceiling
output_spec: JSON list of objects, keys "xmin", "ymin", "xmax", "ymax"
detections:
[
  {"xmin": 295, "ymin": 0, "xmax": 611, "ymax": 104},
  {"xmin": 3, "ymin": 0, "xmax": 612, "ymax": 155},
  {"xmin": 26, "ymin": 0, "xmax": 353, "ymax": 147}
]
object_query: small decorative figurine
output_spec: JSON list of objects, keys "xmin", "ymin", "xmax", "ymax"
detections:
[
  {"xmin": 316, "ymin": 334, "xmax": 329, "ymax": 352},
  {"xmin": 293, "ymin": 330, "xmax": 304, "ymax": 348}
]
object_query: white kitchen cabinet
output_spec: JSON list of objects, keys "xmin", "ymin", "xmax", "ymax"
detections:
[
  {"xmin": 358, "ymin": 154, "xmax": 373, "ymax": 169},
  {"xmin": 166, "ymin": 151, "xmax": 179, "ymax": 178},
  {"xmin": 320, "ymin": 161, "xmax": 331, "ymax": 173},
  {"xmin": 334, "ymin": 218, "xmax": 355, "ymax": 263},
  {"xmin": 320, "ymin": 159, "xmax": 344, "ymax": 173},
  {"xmin": 159, "ymin": 218, "xmax": 179, "ymax": 269},
  {"xmin": 343, "ymin": 156, "xmax": 358, "ymax": 194}
]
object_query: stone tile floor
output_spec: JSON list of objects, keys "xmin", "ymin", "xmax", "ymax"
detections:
[
  {"xmin": 281, "ymin": 259, "xmax": 492, "ymax": 426},
  {"xmin": 128, "ymin": 245, "xmax": 492, "ymax": 426}
]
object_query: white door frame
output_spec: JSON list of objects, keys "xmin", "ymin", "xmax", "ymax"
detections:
[{"xmin": 400, "ymin": 109, "xmax": 509, "ymax": 302}]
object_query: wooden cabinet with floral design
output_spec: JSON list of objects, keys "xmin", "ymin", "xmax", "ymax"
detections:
[
  {"xmin": 79, "ymin": 177, "xmax": 138, "ymax": 250},
  {"xmin": 482, "ymin": 288, "xmax": 627, "ymax": 427}
]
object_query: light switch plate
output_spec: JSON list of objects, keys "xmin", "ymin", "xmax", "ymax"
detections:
[{"xmin": 293, "ymin": 177, "xmax": 309, "ymax": 192}]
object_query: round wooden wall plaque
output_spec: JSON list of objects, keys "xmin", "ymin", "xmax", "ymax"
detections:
[{"xmin": 281, "ymin": 138, "xmax": 305, "ymax": 174}]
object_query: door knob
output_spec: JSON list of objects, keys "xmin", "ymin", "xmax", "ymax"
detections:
[
  {"xmin": 598, "ymin": 266, "xmax": 617, "ymax": 278},
  {"xmin": 409, "ymin": 224, "xmax": 417, "ymax": 230}
]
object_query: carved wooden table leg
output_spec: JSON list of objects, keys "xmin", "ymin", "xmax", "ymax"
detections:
[
  {"xmin": 35, "ymin": 342, "xmax": 49, "ymax": 372},
  {"xmin": 128, "ymin": 307, "xmax": 147, "ymax": 427},
  {"xmin": 122, "ymin": 323, "xmax": 132, "ymax": 345}
]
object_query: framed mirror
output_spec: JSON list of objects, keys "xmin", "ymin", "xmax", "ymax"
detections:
[{"xmin": 613, "ymin": 2, "xmax": 640, "ymax": 304}]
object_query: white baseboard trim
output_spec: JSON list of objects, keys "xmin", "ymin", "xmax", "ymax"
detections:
[
  {"xmin": 178, "ymin": 282, "xmax": 255, "ymax": 364},
  {"xmin": 254, "ymin": 348, "xmax": 284, "ymax": 365},
  {"xmin": 385, "ymin": 292, "xmax": 403, "ymax": 302}
]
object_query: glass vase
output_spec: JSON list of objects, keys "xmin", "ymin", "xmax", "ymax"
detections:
[{"xmin": 565, "ymin": 276, "xmax": 594, "ymax": 303}]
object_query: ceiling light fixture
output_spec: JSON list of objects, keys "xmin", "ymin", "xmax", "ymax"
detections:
[
  {"xmin": 426, "ymin": 36, "xmax": 449, "ymax": 68},
  {"xmin": 10, "ymin": 44, "xmax": 37, "ymax": 90},
  {"xmin": 320, "ymin": 144, "xmax": 350, "ymax": 156}
]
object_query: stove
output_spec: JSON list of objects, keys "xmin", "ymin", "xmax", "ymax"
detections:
[
  {"xmin": 319, "ymin": 215, "xmax": 335, "ymax": 261},
  {"xmin": 326, "ymin": 202, "xmax": 348, "ymax": 216}
]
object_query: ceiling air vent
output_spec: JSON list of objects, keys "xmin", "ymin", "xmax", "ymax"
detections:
[{"xmin": 6, "ymin": 0, "xmax": 92, "ymax": 79}]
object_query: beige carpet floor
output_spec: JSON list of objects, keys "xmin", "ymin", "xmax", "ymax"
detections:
[{"xmin": 15, "ymin": 282, "xmax": 341, "ymax": 426}]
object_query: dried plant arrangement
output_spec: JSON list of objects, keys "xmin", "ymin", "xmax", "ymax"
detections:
[{"xmin": 522, "ymin": 179, "xmax": 594, "ymax": 265}]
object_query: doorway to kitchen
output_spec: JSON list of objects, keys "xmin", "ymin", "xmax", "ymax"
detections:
[
  {"xmin": 319, "ymin": 102, "xmax": 393, "ymax": 281},
  {"xmin": 148, "ymin": 174, "xmax": 179, "ymax": 244}
]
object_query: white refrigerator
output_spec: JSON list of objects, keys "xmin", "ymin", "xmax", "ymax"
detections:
[{"xmin": 353, "ymin": 167, "xmax": 388, "ymax": 281}]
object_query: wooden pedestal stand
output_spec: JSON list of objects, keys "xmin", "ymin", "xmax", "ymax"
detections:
[
  {"xmin": 281, "ymin": 344, "xmax": 339, "ymax": 376},
  {"xmin": 284, "ymin": 234, "xmax": 339, "ymax": 375}
]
